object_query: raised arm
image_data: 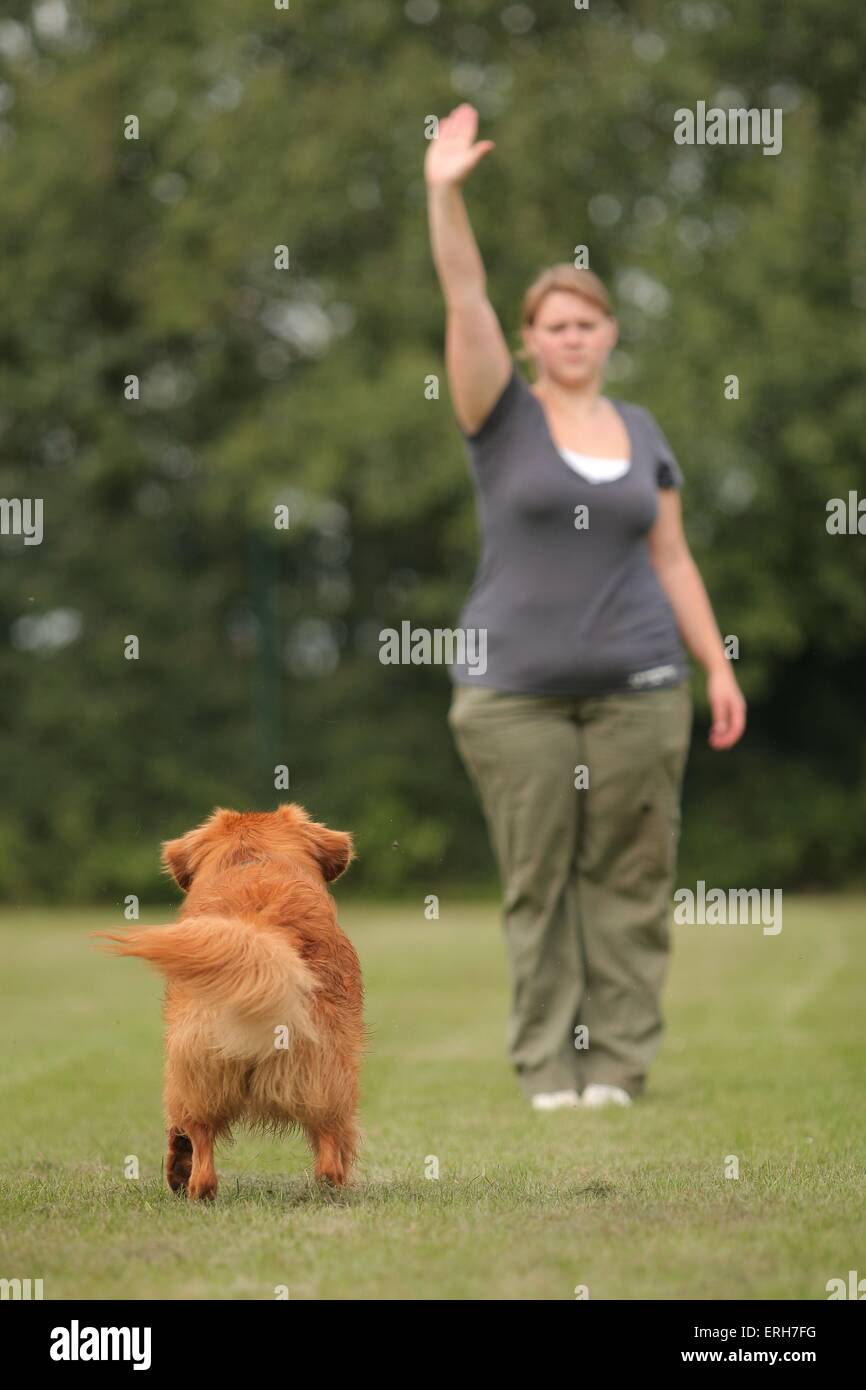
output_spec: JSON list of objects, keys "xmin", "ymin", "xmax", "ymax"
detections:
[{"xmin": 425, "ymin": 104, "xmax": 512, "ymax": 436}]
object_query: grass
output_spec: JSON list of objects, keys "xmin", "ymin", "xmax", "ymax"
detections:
[{"xmin": 1, "ymin": 896, "xmax": 863, "ymax": 1300}]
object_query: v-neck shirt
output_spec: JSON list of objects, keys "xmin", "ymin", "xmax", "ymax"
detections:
[
  {"xmin": 449, "ymin": 362, "xmax": 688, "ymax": 695},
  {"xmin": 557, "ymin": 446, "xmax": 631, "ymax": 484}
]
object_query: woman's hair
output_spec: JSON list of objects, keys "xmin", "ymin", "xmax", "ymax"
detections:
[{"xmin": 514, "ymin": 264, "xmax": 614, "ymax": 366}]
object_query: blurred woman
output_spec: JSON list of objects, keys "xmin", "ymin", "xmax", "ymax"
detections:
[{"xmin": 426, "ymin": 104, "xmax": 746, "ymax": 1111}]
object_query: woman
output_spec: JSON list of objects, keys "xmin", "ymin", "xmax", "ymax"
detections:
[{"xmin": 426, "ymin": 104, "xmax": 746, "ymax": 1111}]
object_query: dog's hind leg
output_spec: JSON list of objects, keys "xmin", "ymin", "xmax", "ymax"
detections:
[
  {"xmin": 185, "ymin": 1120, "xmax": 219, "ymax": 1201},
  {"xmin": 165, "ymin": 1126, "xmax": 193, "ymax": 1195},
  {"xmin": 312, "ymin": 1121, "xmax": 360, "ymax": 1188}
]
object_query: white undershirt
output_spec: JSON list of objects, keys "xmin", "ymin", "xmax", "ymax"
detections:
[{"xmin": 557, "ymin": 447, "xmax": 632, "ymax": 485}]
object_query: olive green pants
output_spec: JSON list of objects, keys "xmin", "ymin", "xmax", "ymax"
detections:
[{"xmin": 447, "ymin": 679, "xmax": 693, "ymax": 1101}]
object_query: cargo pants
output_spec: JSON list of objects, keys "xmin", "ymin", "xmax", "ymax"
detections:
[{"xmin": 447, "ymin": 679, "xmax": 693, "ymax": 1101}]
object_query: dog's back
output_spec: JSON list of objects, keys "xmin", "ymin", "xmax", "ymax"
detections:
[{"xmin": 95, "ymin": 804, "xmax": 364, "ymax": 1195}]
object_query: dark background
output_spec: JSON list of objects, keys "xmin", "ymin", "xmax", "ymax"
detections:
[{"xmin": 1, "ymin": 0, "xmax": 864, "ymax": 902}]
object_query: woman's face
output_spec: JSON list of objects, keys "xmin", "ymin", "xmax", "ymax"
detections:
[{"xmin": 522, "ymin": 290, "xmax": 618, "ymax": 388}]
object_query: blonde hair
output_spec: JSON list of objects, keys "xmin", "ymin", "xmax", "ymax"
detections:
[{"xmin": 514, "ymin": 264, "xmax": 614, "ymax": 369}]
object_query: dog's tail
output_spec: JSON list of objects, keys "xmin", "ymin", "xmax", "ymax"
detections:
[{"xmin": 93, "ymin": 917, "xmax": 320, "ymax": 1046}]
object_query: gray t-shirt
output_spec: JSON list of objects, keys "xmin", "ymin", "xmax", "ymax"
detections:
[{"xmin": 448, "ymin": 362, "xmax": 689, "ymax": 695}]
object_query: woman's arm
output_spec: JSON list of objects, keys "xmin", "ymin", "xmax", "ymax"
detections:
[
  {"xmin": 425, "ymin": 105, "xmax": 511, "ymax": 434},
  {"xmin": 426, "ymin": 181, "xmax": 488, "ymax": 307},
  {"xmin": 647, "ymin": 489, "xmax": 747, "ymax": 750}
]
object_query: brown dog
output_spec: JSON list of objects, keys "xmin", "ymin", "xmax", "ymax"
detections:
[{"xmin": 94, "ymin": 804, "xmax": 364, "ymax": 1200}]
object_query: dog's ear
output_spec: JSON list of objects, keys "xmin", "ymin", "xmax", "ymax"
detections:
[
  {"xmin": 308, "ymin": 823, "xmax": 355, "ymax": 882},
  {"xmin": 161, "ymin": 832, "xmax": 200, "ymax": 892},
  {"xmin": 161, "ymin": 808, "xmax": 235, "ymax": 892},
  {"xmin": 282, "ymin": 805, "xmax": 354, "ymax": 882}
]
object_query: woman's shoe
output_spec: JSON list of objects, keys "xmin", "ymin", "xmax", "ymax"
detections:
[
  {"xmin": 580, "ymin": 1083, "xmax": 632, "ymax": 1107},
  {"xmin": 530, "ymin": 1089, "xmax": 581, "ymax": 1111}
]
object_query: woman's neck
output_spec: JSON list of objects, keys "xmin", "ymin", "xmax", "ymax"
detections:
[{"xmin": 530, "ymin": 373, "xmax": 606, "ymax": 421}]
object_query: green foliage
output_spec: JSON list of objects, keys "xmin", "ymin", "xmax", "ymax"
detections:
[{"xmin": 1, "ymin": 1, "xmax": 864, "ymax": 901}]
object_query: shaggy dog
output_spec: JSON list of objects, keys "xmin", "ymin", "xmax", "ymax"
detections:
[{"xmin": 94, "ymin": 804, "xmax": 364, "ymax": 1200}]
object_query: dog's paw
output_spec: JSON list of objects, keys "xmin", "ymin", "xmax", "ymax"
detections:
[{"xmin": 187, "ymin": 1178, "xmax": 218, "ymax": 1202}]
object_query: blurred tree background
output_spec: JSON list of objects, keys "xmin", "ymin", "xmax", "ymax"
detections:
[{"xmin": 0, "ymin": 0, "xmax": 864, "ymax": 904}]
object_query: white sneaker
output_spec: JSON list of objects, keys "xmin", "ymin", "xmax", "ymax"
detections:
[
  {"xmin": 530, "ymin": 1089, "xmax": 581, "ymax": 1111},
  {"xmin": 580, "ymin": 1083, "xmax": 633, "ymax": 1108}
]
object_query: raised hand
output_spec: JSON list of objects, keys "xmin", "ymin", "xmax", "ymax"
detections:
[{"xmin": 424, "ymin": 103, "xmax": 495, "ymax": 188}]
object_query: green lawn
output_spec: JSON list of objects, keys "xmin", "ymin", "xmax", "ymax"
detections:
[{"xmin": 1, "ymin": 897, "xmax": 863, "ymax": 1300}]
